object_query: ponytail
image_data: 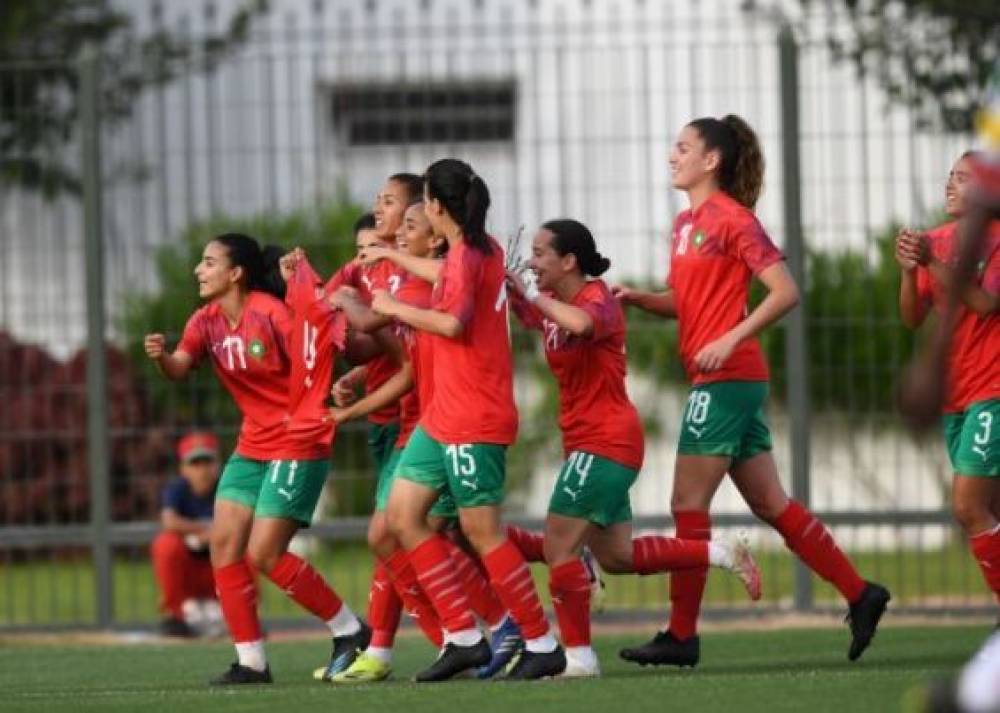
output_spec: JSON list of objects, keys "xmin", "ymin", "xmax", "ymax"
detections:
[
  {"xmin": 542, "ymin": 218, "xmax": 611, "ymax": 277},
  {"xmin": 688, "ymin": 114, "xmax": 765, "ymax": 209},
  {"xmin": 424, "ymin": 158, "xmax": 492, "ymax": 254},
  {"xmin": 211, "ymin": 233, "xmax": 287, "ymax": 300}
]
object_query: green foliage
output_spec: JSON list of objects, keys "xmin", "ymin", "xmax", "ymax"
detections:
[
  {"xmin": 791, "ymin": 0, "xmax": 999, "ymax": 132},
  {"xmin": 120, "ymin": 197, "xmax": 369, "ymax": 515}
]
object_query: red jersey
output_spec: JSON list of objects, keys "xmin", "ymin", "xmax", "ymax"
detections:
[
  {"xmin": 285, "ymin": 258, "xmax": 348, "ymax": 457},
  {"xmin": 512, "ymin": 280, "xmax": 644, "ymax": 470},
  {"xmin": 916, "ymin": 221, "xmax": 1000, "ymax": 412},
  {"xmin": 392, "ymin": 274, "xmax": 435, "ymax": 447},
  {"xmin": 177, "ymin": 291, "xmax": 304, "ymax": 460},
  {"xmin": 324, "ymin": 259, "xmax": 404, "ymax": 425},
  {"xmin": 667, "ymin": 191, "xmax": 785, "ymax": 385},
  {"xmin": 422, "ymin": 238, "xmax": 518, "ymax": 445}
]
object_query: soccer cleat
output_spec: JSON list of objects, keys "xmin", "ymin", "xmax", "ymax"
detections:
[
  {"xmin": 414, "ymin": 639, "xmax": 491, "ymax": 682},
  {"xmin": 619, "ymin": 631, "xmax": 700, "ymax": 667},
  {"xmin": 846, "ymin": 581, "xmax": 891, "ymax": 661},
  {"xmin": 159, "ymin": 615, "xmax": 197, "ymax": 638},
  {"xmin": 330, "ymin": 651, "xmax": 392, "ymax": 684},
  {"xmin": 581, "ymin": 547, "xmax": 607, "ymax": 613},
  {"xmin": 559, "ymin": 647, "xmax": 601, "ymax": 678},
  {"xmin": 477, "ymin": 616, "xmax": 523, "ymax": 679},
  {"xmin": 316, "ymin": 620, "xmax": 372, "ymax": 681},
  {"xmin": 728, "ymin": 531, "xmax": 762, "ymax": 601},
  {"xmin": 504, "ymin": 646, "xmax": 567, "ymax": 680},
  {"xmin": 209, "ymin": 662, "xmax": 273, "ymax": 685}
]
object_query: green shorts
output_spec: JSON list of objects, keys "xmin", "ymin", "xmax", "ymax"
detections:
[
  {"xmin": 368, "ymin": 421, "xmax": 401, "ymax": 476},
  {"xmin": 548, "ymin": 451, "xmax": 638, "ymax": 527},
  {"xmin": 676, "ymin": 381, "xmax": 773, "ymax": 462},
  {"xmin": 395, "ymin": 425, "xmax": 507, "ymax": 508},
  {"xmin": 216, "ymin": 454, "xmax": 329, "ymax": 526},
  {"xmin": 377, "ymin": 446, "xmax": 457, "ymax": 517},
  {"xmin": 941, "ymin": 399, "xmax": 999, "ymax": 477}
]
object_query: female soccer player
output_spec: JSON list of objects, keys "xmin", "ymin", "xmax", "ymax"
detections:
[
  {"xmin": 896, "ymin": 151, "xmax": 999, "ymax": 604},
  {"xmin": 506, "ymin": 218, "xmax": 761, "ymax": 677},
  {"xmin": 615, "ymin": 116, "xmax": 890, "ymax": 667},
  {"xmin": 144, "ymin": 234, "xmax": 366, "ymax": 685},
  {"xmin": 373, "ymin": 159, "xmax": 565, "ymax": 681}
]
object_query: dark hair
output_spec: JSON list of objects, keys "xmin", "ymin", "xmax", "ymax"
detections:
[
  {"xmin": 353, "ymin": 212, "xmax": 377, "ymax": 236},
  {"xmin": 211, "ymin": 233, "xmax": 286, "ymax": 300},
  {"xmin": 389, "ymin": 172, "xmax": 424, "ymax": 206},
  {"xmin": 423, "ymin": 158, "xmax": 492, "ymax": 254},
  {"xmin": 688, "ymin": 114, "xmax": 764, "ymax": 209},
  {"xmin": 542, "ymin": 219, "xmax": 610, "ymax": 277}
]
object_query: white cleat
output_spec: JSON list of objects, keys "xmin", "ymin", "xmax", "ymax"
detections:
[
  {"xmin": 729, "ymin": 531, "xmax": 762, "ymax": 601},
  {"xmin": 559, "ymin": 646, "xmax": 601, "ymax": 678}
]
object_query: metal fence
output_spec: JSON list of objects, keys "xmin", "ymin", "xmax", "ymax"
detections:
[{"xmin": 0, "ymin": 0, "xmax": 989, "ymax": 630}]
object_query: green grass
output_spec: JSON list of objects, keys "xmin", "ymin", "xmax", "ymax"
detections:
[
  {"xmin": 0, "ymin": 541, "xmax": 991, "ymax": 627},
  {"xmin": 0, "ymin": 626, "xmax": 988, "ymax": 712}
]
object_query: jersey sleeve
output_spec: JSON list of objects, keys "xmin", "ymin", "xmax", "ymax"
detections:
[
  {"xmin": 915, "ymin": 265, "xmax": 934, "ymax": 302},
  {"xmin": 726, "ymin": 214, "xmax": 784, "ymax": 274},
  {"xmin": 509, "ymin": 290, "xmax": 545, "ymax": 331},
  {"xmin": 267, "ymin": 298, "xmax": 294, "ymax": 357},
  {"xmin": 176, "ymin": 310, "xmax": 206, "ymax": 364},
  {"xmin": 578, "ymin": 287, "xmax": 620, "ymax": 342},
  {"xmin": 323, "ymin": 261, "xmax": 360, "ymax": 295},
  {"xmin": 433, "ymin": 248, "xmax": 481, "ymax": 326}
]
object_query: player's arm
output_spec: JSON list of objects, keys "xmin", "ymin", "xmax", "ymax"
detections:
[
  {"xmin": 611, "ymin": 285, "xmax": 677, "ymax": 318},
  {"xmin": 144, "ymin": 334, "xmax": 195, "ymax": 381},
  {"xmin": 694, "ymin": 261, "xmax": 799, "ymax": 373},
  {"xmin": 926, "ymin": 254, "xmax": 999, "ymax": 316},
  {"xmin": 329, "ymin": 287, "xmax": 394, "ymax": 333},
  {"xmin": 161, "ymin": 508, "xmax": 210, "ymax": 538},
  {"xmin": 329, "ymin": 361, "xmax": 415, "ymax": 425},
  {"xmin": 365, "ymin": 245, "xmax": 442, "ymax": 283},
  {"xmin": 896, "ymin": 229, "xmax": 930, "ymax": 328},
  {"xmin": 332, "ymin": 365, "xmax": 367, "ymax": 407},
  {"xmin": 507, "ymin": 270, "xmax": 592, "ymax": 336},
  {"xmin": 372, "ymin": 290, "xmax": 463, "ymax": 338}
]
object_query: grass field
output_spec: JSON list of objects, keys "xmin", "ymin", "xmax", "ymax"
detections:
[
  {"xmin": 0, "ymin": 625, "xmax": 989, "ymax": 713},
  {"xmin": 1, "ymin": 541, "xmax": 991, "ymax": 627}
]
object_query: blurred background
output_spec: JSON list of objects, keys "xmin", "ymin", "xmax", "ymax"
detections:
[{"xmin": 1, "ymin": 0, "xmax": 996, "ymax": 631}]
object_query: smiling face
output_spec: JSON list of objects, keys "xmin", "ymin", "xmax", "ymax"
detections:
[
  {"xmin": 373, "ymin": 179, "xmax": 410, "ymax": 242},
  {"xmin": 669, "ymin": 124, "xmax": 719, "ymax": 193},
  {"xmin": 529, "ymin": 228, "xmax": 576, "ymax": 291},
  {"xmin": 397, "ymin": 202, "xmax": 439, "ymax": 258},
  {"xmin": 194, "ymin": 241, "xmax": 241, "ymax": 300},
  {"xmin": 944, "ymin": 155, "xmax": 976, "ymax": 218}
]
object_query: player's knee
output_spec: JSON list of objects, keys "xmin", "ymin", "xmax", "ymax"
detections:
[
  {"xmin": 596, "ymin": 550, "xmax": 632, "ymax": 574},
  {"xmin": 952, "ymin": 498, "xmax": 993, "ymax": 534},
  {"xmin": 245, "ymin": 544, "xmax": 279, "ymax": 575}
]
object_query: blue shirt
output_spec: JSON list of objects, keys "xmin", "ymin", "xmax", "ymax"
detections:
[{"xmin": 161, "ymin": 476, "xmax": 215, "ymax": 521}]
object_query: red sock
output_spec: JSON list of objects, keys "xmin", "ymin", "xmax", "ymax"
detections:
[
  {"xmin": 632, "ymin": 536, "xmax": 709, "ymax": 574},
  {"xmin": 267, "ymin": 552, "xmax": 343, "ymax": 621},
  {"xmin": 383, "ymin": 549, "xmax": 443, "ymax": 647},
  {"xmin": 970, "ymin": 525, "xmax": 1000, "ymax": 603},
  {"xmin": 667, "ymin": 510, "xmax": 711, "ymax": 640},
  {"xmin": 549, "ymin": 559, "xmax": 591, "ymax": 647},
  {"xmin": 771, "ymin": 500, "xmax": 866, "ymax": 603},
  {"xmin": 214, "ymin": 560, "xmax": 262, "ymax": 643},
  {"xmin": 505, "ymin": 524, "xmax": 546, "ymax": 563},
  {"xmin": 368, "ymin": 562, "xmax": 403, "ymax": 648},
  {"xmin": 482, "ymin": 540, "xmax": 549, "ymax": 640},
  {"xmin": 443, "ymin": 536, "xmax": 506, "ymax": 627},
  {"xmin": 407, "ymin": 536, "xmax": 477, "ymax": 633}
]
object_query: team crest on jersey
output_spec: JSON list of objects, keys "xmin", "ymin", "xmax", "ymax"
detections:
[
  {"xmin": 248, "ymin": 338, "xmax": 267, "ymax": 360},
  {"xmin": 692, "ymin": 230, "xmax": 707, "ymax": 249}
]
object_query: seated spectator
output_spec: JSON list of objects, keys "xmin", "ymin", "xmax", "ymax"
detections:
[{"xmin": 151, "ymin": 431, "xmax": 220, "ymax": 637}]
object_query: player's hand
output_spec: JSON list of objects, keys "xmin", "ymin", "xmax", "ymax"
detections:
[
  {"xmin": 693, "ymin": 334, "xmax": 738, "ymax": 373},
  {"xmin": 328, "ymin": 285, "xmax": 360, "ymax": 309},
  {"xmin": 325, "ymin": 406, "xmax": 353, "ymax": 425},
  {"xmin": 361, "ymin": 244, "xmax": 393, "ymax": 265},
  {"xmin": 331, "ymin": 375, "xmax": 358, "ymax": 407},
  {"xmin": 144, "ymin": 334, "xmax": 166, "ymax": 360},
  {"xmin": 894, "ymin": 229, "xmax": 920, "ymax": 272},
  {"xmin": 611, "ymin": 284, "xmax": 638, "ymax": 305},
  {"xmin": 505, "ymin": 269, "xmax": 528, "ymax": 297},
  {"xmin": 371, "ymin": 289, "xmax": 399, "ymax": 316},
  {"xmin": 279, "ymin": 247, "xmax": 305, "ymax": 282}
]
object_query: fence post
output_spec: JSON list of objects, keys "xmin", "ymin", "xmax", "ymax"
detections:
[
  {"xmin": 778, "ymin": 23, "xmax": 813, "ymax": 612},
  {"xmin": 80, "ymin": 43, "xmax": 113, "ymax": 628}
]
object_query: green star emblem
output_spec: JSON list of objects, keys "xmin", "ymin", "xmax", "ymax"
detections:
[
  {"xmin": 248, "ymin": 339, "xmax": 266, "ymax": 360},
  {"xmin": 693, "ymin": 230, "xmax": 707, "ymax": 249}
]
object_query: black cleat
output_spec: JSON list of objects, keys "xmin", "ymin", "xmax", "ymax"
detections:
[
  {"xmin": 414, "ymin": 639, "xmax": 491, "ymax": 682},
  {"xmin": 318, "ymin": 620, "xmax": 372, "ymax": 680},
  {"xmin": 505, "ymin": 646, "xmax": 567, "ymax": 680},
  {"xmin": 846, "ymin": 581, "xmax": 891, "ymax": 661},
  {"xmin": 619, "ymin": 631, "xmax": 700, "ymax": 667},
  {"xmin": 209, "ymin": 662, "xmax": 273, "ymax": 685},
  {"xmin": 159, "ymin": 616, "xmax": 196, "ymax": 638}
]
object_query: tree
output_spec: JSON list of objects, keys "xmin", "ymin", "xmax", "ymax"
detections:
[
  {"xmin": 0, "ymin": 0, "xmax": 266, "ymax": 196},
  {"xmin": 792, "ymin": 0, "xmax": 999, "ymax": 132}
]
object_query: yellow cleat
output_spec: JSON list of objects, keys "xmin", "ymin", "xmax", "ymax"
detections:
[{"xmin": 330, "ymin": 651, "xmax": 392, "ymax": 684}]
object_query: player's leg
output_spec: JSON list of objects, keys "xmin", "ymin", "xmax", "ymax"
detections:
[
  {"xmin": 151, "ymin": 531, "xmax": 200, "ymax": 636},
  {"xmin": 251, "ymin": 459, "xmax": 369, "ymax": 678},
  {"xmin": 544, "ymin": 513, "xmax": 600, "ymax": 677}
]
